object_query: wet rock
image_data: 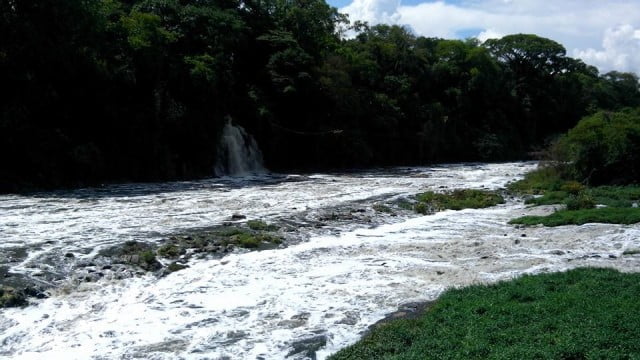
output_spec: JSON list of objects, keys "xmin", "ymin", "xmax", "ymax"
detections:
[
  {"xmin": 286, "ymin": 334, "xmax": 327, "ymax": 359},
  {"xmin": 166, "ymin": 262, "xmax": 188, "ymax": 273},
  {"xmin": 64, "ymin": 253, "xmax": 75, "ymax": 258},
  {"xmin": 231, "ymin": 214, "xmax": 246, "ymax": 220},
  {"xmin": 278, "ymin": 319, "xmax": 307, "ymax": 329},
  {"xmin": 514, "ymin": 239, "xmax": 521, "ymax": 244},
  {"xmin": 225, "ymin": 330, "xmax": 247, "ymax": 344},
  {"xmin": 369, "ymin": 301, "xmax": 435, "ymax": 332},
  {"xmin": 335, "ymin": 311, "xmax": 360, "ymax": 325},
  {"xmin": 521, "ymin": 234, "xmax": 527, "ymax": 237},
  {"xmin": 0, "ymin": 285, "xmax": 45, "ymax": 308},
  {"xmin": 550, "ymin": 250, "xmax": 565, "ymax": 256}
]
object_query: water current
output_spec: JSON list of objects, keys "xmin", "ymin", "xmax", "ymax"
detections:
[{"xmin": 1, "ymin": 162, "xmax": 639, "ymax": 359}]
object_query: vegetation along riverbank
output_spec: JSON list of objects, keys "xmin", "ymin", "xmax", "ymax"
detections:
[
  {"xmin": 330, "ymin": 268, "xmax": 640, "ymax": 359},
  {"xmin": 330, "ymin": 106, "xmax": 640, "ymax": 358}
]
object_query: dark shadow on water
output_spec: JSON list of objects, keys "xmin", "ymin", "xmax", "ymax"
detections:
[
  {"xmin": 15, "ymin": 173, "xmax": 309, "ymax": 200},
  {"xmin": 8, "ymin": 162, "xmax": 523, "ymax": 200}
]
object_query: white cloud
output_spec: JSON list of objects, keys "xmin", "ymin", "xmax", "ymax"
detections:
[
  {"xmin": 341, "ymin": 0, "xmax": 401, "ymax": 25},
  {"xmin": 574, "ymin": 25, "xmax": 640, "ymax": 74},
  {"xmin": 339, "ymin": 0, "xmax": 640, "ymax": 74},
  {"xmin": 477, "ymin": 28, "xmax": 504, "ymax": 42}
]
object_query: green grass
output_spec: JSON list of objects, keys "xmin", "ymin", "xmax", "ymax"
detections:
[
  {"xmin": 246, "ymin": 220, "xmax": 279, "ymax": 231},
  {"xmin": 414, "ymin": 189, "xmax": 504, "ymax": 214},
  {"xmin": 167, "ymin": 262, "xmax": 188, "ymax": 272},
  {"xmin": 330, "ymin": 268, "xmax": 640, "ymax": 360},
  {"xmin": 507, "ymin": 166, "xmax": 564, "ymax": 195},
  {"xmin": 511, "ymin": 167, "xmax": 640, "ymax": 226},
  {"xmin": 157, "ymin": 244, "xmax": 182, "ymax": 258},
  {"xmin": 526, "ymin": 186, "xmax": 640, "ymax": 208},
  {"xmin": 509, "ymin": 207, "xmax": 640, "ymax": 226},
  {"xmin": 221, "ymin": 230, "xmax": 283, "ymax": 248},
  {"xmin": 372, "ymin": 204, "xmax": 394, "ymax": 213}
]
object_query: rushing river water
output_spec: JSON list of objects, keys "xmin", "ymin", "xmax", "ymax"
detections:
[{"xmin": 1, "ymin": 162, "xmax": 639, "ymax": 359}]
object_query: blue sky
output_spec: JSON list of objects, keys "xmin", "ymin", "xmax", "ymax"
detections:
[{"xmin": 329, "ymin": 0, "xmax": 640, "ymax": 74}]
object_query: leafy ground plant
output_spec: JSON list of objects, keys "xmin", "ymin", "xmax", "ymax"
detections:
[
  {"xmin": 510, "ymin": 167, "xmax": 640, "ymax": 226},
  {"xmin": 414, "ymin": 189, "xmax": 504, "ymax": 214},
  {"xmin": 330, "ymin": 268, "xmax": 640, "ymax": 360},
  {"xmin": 509, "ymin": 207, "xmax": 640, "ymax": 226}
]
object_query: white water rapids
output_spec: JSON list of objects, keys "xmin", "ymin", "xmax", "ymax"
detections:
[{"xmin": 1, "ymin": 162, "xmax": 639, "ymax": 359}]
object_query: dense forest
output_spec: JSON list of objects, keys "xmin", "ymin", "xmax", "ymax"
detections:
[{"xmin": 1, "ymin": 0, "xmax": 639, "ymax": 191}]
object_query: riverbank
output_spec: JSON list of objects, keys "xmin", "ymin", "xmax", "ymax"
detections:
[
  {"xmin": 3, "ymin": 162, "xmax": 640, "ymax": 359},
  {"xmin": 329, "ymin": 267, "xmax": 640, "ymax": 359}
]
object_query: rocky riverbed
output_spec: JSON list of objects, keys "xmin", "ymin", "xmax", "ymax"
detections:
[{"xmin": 1, "ymin": 162, "xmax": 639, "ymax": 359}]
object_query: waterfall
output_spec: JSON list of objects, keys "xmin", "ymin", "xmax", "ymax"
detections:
[{"xmin": 214, "ymin": 121, "xmax": 266, "ymax": 176}]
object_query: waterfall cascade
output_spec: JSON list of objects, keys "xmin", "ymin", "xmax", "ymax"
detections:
[{"xmin": 214, "ymin": 121, "xmax": 266, "ymax": 176}]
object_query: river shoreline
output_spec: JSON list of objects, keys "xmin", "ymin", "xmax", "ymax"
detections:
[{"xmin": 7, "ymin": 162, "xmax": 637, "ymax": 359}]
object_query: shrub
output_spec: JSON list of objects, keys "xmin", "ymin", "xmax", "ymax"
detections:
[
  {"xmin": 139, "ymin": 250, "xmax": 156, "ymax": 264},
  {"xmin": 560, "ymin": 181, "xmax": 585, "ymax": 195},
  {"xmin": 554, "ymin": 109, "xmax": 640, "ymax": 185},
  {"xmin": 564, "ymin": 194, "xmax": 595, "ymax": 210}
]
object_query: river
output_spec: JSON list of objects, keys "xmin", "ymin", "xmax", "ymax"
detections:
[{"xmin": 1, "ymin": 162, "xmax": 639, "ymax": 359}]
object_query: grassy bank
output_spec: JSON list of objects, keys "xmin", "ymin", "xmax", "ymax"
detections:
[
  {"xmin": 330, "ymin": 268, "xmax": 640, "ymax": 359},
  {"xmin": 508, "ymin": 167, "xmax": 640, "ymax": 226},
  {"xmin": 510, "ymin": 207, "xmax": 640, "ymax": 226}
]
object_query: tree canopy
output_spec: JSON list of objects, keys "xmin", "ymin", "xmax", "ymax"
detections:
[{"xmin": 1, "ymin": 1, "xmax": 639, "ymax": 191}]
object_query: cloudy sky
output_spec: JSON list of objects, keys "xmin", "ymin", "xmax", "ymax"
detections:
[{"xmin": 328, "ymin": 0, "xmax": 640, "ymax": 74}]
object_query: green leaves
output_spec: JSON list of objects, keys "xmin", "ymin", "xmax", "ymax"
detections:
[
  {"xmin": 556, "ymin": 108, "xmax": 640, "ymax": 184},
  {"xmin": 484, "ymin": 34, "xmax": 567, "ymax": 75},
  {"xmin": 121, "ymin": 11, "xmax": 178, "ymax": 50}
]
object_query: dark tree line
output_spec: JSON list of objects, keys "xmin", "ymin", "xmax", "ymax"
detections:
[{"xmin": 1, "ymin": 0, "xmax": 639, "ymax": 191}]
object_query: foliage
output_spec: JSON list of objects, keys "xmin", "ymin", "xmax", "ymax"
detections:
[
  {"xmin": 553, "ymin": 109, "xmax": 640, "ymax": 185},
  {"xmin": 510, "ymin": 165, "xmax": 640, "ymax": 225},
  {"xmin": 372, "ymin": 204, "xmax": 393, "ymax": 213},
  {"xmin": 507, "ymin": 166, "xmax": 565, "ymax": 195},
  {"xmin": 509, "ymin": 208, "xmax": 640, "ymax": 226},
  {"xmin": 217, "ymin": 226, "xmax": 282, "ymax": 248},
  {"xmin": 1, "ymin": 1, "xmax": 639, "ymax": 192},
  {"xmin": 157, "ymin": 244, "xmax": 183, "ymax": 258},
  {"xmin": 139, "ymin": 250, "xmax": 157, "ymax": 264},
  {"xmin": 330, "ymin": 268, "xmax": 640, "ymax": 359},
  {"xmin": 414, "ymin": 189, "xmax": 504, "ymax": 214},
  {"xmin": 246, "ymin": 220, "xmax": 278, "ymax": 231},
  {"xmin": 167, "ymin": 262, "xmax": 188, "ymax": 272},
  {"xmin": 563, "ymin": 193, "xmax": 595, "ymax": 210}
]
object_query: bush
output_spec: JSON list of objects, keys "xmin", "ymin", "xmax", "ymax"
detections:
[
  {"xmin": 564, "ymin": 193, "xmax": 595, "ymax": 210},
  {"xmin": 554, "ymin": 109, "xmax": 640, "ymax": 185},
  {"xmin": 560, "ymin": 181, "xmax": 585, "ymax": 195}
]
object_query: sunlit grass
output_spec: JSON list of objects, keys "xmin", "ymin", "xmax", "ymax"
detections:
[{"xmin": 330, "ymin": 268, "xmax": 640, "ymax": 360}]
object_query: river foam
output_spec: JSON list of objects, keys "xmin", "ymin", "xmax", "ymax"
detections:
[{"xmin": 1, "ymin": 162, "xmax": 639, "ymax": 359}]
